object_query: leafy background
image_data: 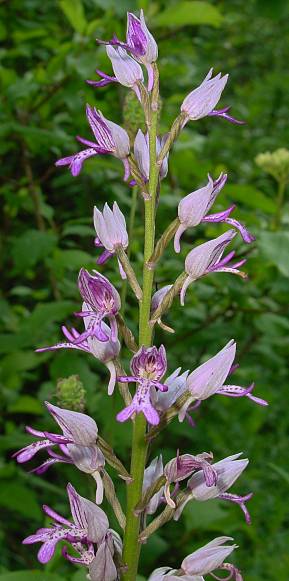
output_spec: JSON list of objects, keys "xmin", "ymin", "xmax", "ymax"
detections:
[{"xmin": 1, "ymin": 0, "xmax": 289, "ymax": 579}]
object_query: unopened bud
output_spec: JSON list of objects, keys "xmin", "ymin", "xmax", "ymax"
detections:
[{"xmin": 56, "ymin": 375, "xmax": 86, "ymax": 412}]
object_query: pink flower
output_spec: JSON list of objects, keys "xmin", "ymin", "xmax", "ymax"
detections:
[
  {"xmin": 94, "ymin": 202, "xmax": 128, "ymax": 252},
  {"xmin": 181, "ymin": 68, "xmax": 228, "ymax": 121},
  {"xmin": 174, "ymin": 173, "xmax": 255, "ymax": 253},
  {"xmin": 180, "ymin": 230, "xmax": 247, "ymax": 305},
  {"xmin": 116, "ymin": 345, "xmax": 168, "ymax": 425}
]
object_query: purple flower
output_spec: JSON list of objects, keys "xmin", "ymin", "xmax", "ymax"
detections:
[
  {"xmin": 94, "ymin": 202, "xmax": 128, "ymax": 252},
  {"xmin": 127, "ymin": 11, "xmax": 158, "ymax": 90},
  {"xmin": 23, "ymin": 483, "xmax": 109, "ymax": 565},
  {"xmin": 175, "ymin": 453, "xmax": 252, "ymax": 525},
  {"xmin": 76, "ymin": 268, "xmax": 121, "ymax": 344},
  {"xmin": 36, "ymin": 303, "xmax": 120, "ymax": 395},
  {"xmin": 181, "ymin": 68, "xmax": 229, "ymax": 121},
  {"xmin": 153, "ymin": 366, "xmax": 189, "ymax": 412},
  {"xmin": 56, "ymin": 105, "xmax": 130, "ymax": 178},
  {"xmin": 106, "ymin": 46, "xmax": 143, "ymax": 98},
  {"xmin": 164, "ymin": 452, "xmax": 217, "ymax": 508},
  {"xmin": 116, "ymin": 345, "xmax": 168, "ymax": 425},
  {"xmin": 88, "ymin": 530, "xmax": 121, "ymax": 581},
  {"xmin": 181, "ymin": 536, "xmax": 242, "ymax": 580},
  {"xmin": 94, "ymin": 11, "xmax": 157, "ymax": 91},
  {"xmin": 180, "ymin": 230, "xmax": 247, "ymax": 305},
  {"xmin": 94, "ymin": 237, "xmax": 127, "ymax": 280},
  {"xmin": 174, "ymin": 173, "xmax": 255, "ymax": 252},
  {"xmin": 13, "ymin": 403, "xmax": 105, "ymax": 502},
  {"xmin": 178, "ymin": 340, "xmax": 268, "ymax": 421},
  {"xmin": 143, "ymin": 455, "xmax": 164, "ymax": 515},
  {"xmin": 148, "ymin": 537, "xmax": 242, "ymax": 580},
  {"xmin": 134, "ymin": 129, "xmax": 169, "ymax": 181}
]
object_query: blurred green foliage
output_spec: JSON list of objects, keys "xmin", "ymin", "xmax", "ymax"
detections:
[{"xmin": 1, "ymin": 0, "xmax": 289, "ymax": 579}]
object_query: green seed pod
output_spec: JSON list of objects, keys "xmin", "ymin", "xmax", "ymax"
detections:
[{"xmin": 56, "ymin": 375, "xmax": 86, "ymax": 412}]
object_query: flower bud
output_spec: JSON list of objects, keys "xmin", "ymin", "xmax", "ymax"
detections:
[
  {"xmin": 56, "ymin": 375, "xmax": 86, "ymax": 412},
  {"xmin": 106, "ymin": 46, "xmax": 143, "ymax": 89},
  {"xmin": 181, "ymin": 69, "xmax": 228, "ymax": 121}
]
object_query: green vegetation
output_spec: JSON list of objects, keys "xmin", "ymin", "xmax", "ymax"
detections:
[{"xmin": 1, "ymin": 1, "xmax": 288, "ymax": 579}]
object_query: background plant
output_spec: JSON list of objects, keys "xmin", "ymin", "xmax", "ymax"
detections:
[{"xmin": 1, "ymin": 1, "xmax": 289, "ymax": 580}]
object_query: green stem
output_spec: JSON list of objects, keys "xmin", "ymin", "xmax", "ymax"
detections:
[
  {"xmin": 273, "ymin": 179, "xmax": 286, "ymax": 230},
  {"xmin": 122, "ymin": 68, "xmax": 159, "ymax": 581}
]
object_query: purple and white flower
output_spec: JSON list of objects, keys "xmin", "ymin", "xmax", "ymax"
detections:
[
  {"xmin": 76, "ymin": 268, "xmax": 121, "ymax": 344},
  {"xmin": 148, "ymin": 536, "xmax": 242, "ymax": 580},
  {"xmin": 37, "ymin": 303, "xmax": 120, "ymax": 395},
  {"xmin": 88, "ymin": 529, "xmax": 121, "ymax": 581},
  {"xmin": 13, "ymin": 403, "xmax": 105, "ymax": 503},
  {"xmin": 181, "ymin": 69, "xmax": 228, "ymax": 121},
  {"xmin": 56, "ymin": 105, "xmax": 130, "ymax": 178},
  {"xmin": 175, "ymin": 453, "xmax": 252, "ymax": 525},
  {"xmin": 180, "ymin": 230, "xmax": 247, "ymax": 305},
  {"xmin": 22, "ymin": 482, "xmax": 120, "ymax": 580},
  {"xmin": 93, "ymin": 11, "xmax": 157, "ymax": 91},
  {"xmin": 174, "ymin": 173, "xmax": 255, "ymax": 252},
  {"xmin": 94, "ymin": 202, "xmax": 128, "ymax": 253},
  {"xmin": 143, "ymin": 455, "xmax": 164, "ymax": 515},
  {"xmin": 127, "ymin": 10, "xmax": 158, "ymax": 90},
  {"xmin": 164, "ymin": 452, "xmax": 217, "ymax": 508},
  {"xmin": 106, "ymin": 45, "xmax": 143, "ymax": 98},
  {"xmin": 178, "ymin": 340, "xmax": 268, "ymax": 421},
  {"xmin": 116, "ymin": 345, "xmax": 168, "ymax": 425},
  {"xmin": 153, "ymin": 366, "xmax": 189, "ymax": 412},
  {"xmin": 134, "ymin": 129, "xmax": 169, "ymax": 181}
]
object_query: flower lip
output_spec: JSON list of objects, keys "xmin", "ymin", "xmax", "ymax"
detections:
[{"xmin": 131, "ymin": 345, "xmax": 167, "ymax": 380}]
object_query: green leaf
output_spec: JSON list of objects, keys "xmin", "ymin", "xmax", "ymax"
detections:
[
  {"xmin": 183, "ymin": 499, "xmax": 228, "ymax": 530},
  {"xmin": 51, "ymin": 249, "xmax": 94, "ymax": 273},
  {"xmin": 72, "ymin": 571, "xmax": 88, "ymax": 581},
  {"xmin": 59, "ymin": 0, "xmax": 87, "ymax": 34},
  {"xmin": 269, "ymin": 463, "xmax": 289, "ymax": 484},
  {"xmin": 0, "ymin": 573, "xmax": 63, "ymax": 581},
  {"xmin": 0, "ymin": 483, "xmax": 42, "ymax": 520},
  {"xmin": 11, "ymin": 230, "xmax": 57, "ymax": 272},
  {"xmin": 224, "ymin": 184, "xmax": 276, "ymax": 214},
  {"xmin": 154, "ymin": 1, "xmax": 223, "ymax": 28},
  {"xmin": 8, "ymin": 395, "xmax": 43, "ymax": 415},
  {"xmin": 259, "ymin": 231, "xmax": 289, "ymax": 277}
]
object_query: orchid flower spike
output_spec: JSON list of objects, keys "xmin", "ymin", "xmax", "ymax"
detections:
[
  {"xmin": 181, "ymin": 68, "xmax": 229, "ymax": 122},
  {"xmin": 180, "ymin": 229, "xmax": 247, "ymax": 305},
  {"xmin": 116, "ymin": 345, "xmax": 168, "ymax": 425},
  {"xmin": 76, "ymin": 268, "xmax": 121, "ymax": 344},
  {"xmin": 134, "ymin": 129, "xmax": 169, "ymax": 182},
  {"xmin": 56, "ymin": 105, "xmax": 130, "ymax": 179},
  {"xmin": 94, "ymin": 202, "xmax": 128, "ymax": 253},
  {"xmin": 148, "ymin": 537, "xmax": 242, "ymax": 580},
  {"xmin": 178, "ymin": 339, "xmax": 268, "ymax": 421},
  {"xmin": 36, "ymin": 303, "xmax": 120, "ymax": 396},
  {"xmin": 14, "ymin": 404, "xmax": 105, "ymax": 502},
  {"xmin": 23, "ymin": 483, "xmax": 111, "ymax": 568},
  {"xmin": 174, "ymin": 173, "xmax": 255, "ymax": 253},
  {"xmin": 175, "ymin": 453, "xmax": 252, "ymax": 525}
]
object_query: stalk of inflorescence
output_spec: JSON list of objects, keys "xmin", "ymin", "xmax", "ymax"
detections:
[{"xmin": 122, "ymin": 65, "xmax": 160, "ymax": 581}]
